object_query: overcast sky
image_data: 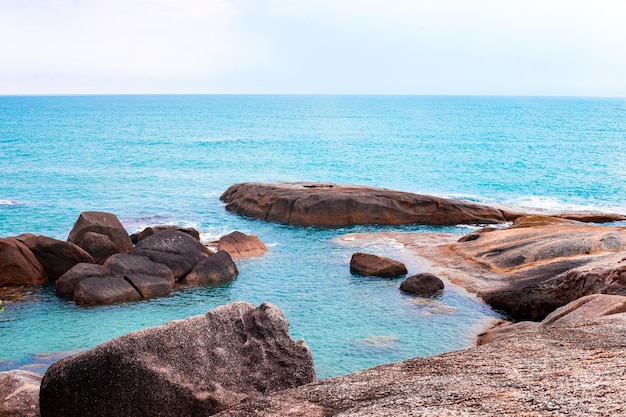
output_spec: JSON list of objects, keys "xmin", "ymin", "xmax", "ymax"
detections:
[{"xmin": 1, "ymin": 0, "xmax": 625, "ymax": 96}]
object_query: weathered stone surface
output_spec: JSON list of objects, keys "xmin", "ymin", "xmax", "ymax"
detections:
[
  {"xmin": 182, "ymin": 250, "xmax": 238, "ymax": 285},
  {"xmin": 399, "ymin": 273, "xmax": 444, "ymax": 296},
  {"xmin": 103, "ymin": 253, "xmax": 175, "ymax": 287},
  {"xmin": 477, "ymin": 294, "xmax": 626, "ymax": 345},
  {"xmin": 0, "ymin": 238, "xmax": 47, "ymax": 286},
  {"xmin": 215, "ymin": 312, "xmax": 626, "ymax": 417},
  {"xmin": 221, "ymin": 182, "xmax": 524, "ymax": 227},
  {"xmin": 217, "ymin": 231, "xmax": 268, "ymax": 258},
  {"xmin": 349, "ymin": 252, "xmax": 407, "ymax": 277},
  {"xmin": 123, "ymin": 274, "xmax": 174, "ymax": 299},
  {"xmin": 21, "ymin": 235, "xmax": 95, "ymax": 283},
  {"xmin": 75, "ymin": 232, "xmax": 118, "ymax": 264},
  {"xmin": 73, "ymin": 276, "xmax": 141, "ymax": 306},
  {"xmin": 0, "ymin": 370, "xmax": 42, "ymax": 417},
  {"xmin": 130, "ymin": 225, "xmax": 201, "ymax": 244},
  {"xmin": 130, "ymin": 230, "xmax": 210, "ymax": 281},
  {"xmin": 39, "ymin": 302, "xmax": 316, "ymax": 417},
  {"xmin": 55, "ymin": 263, "xmax": 111, "ymax": 299},
  {"xmin": 67, "ymin": 211, "xmax": 133, "ymax": 254}
]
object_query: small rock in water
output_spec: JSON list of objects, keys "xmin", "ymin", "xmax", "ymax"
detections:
[{"xmin": 400, "ymin": 273, "xmax": 445, "ymax": 296}]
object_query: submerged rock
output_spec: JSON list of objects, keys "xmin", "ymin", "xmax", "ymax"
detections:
[
  {"xmin": 39, "ymin": 302, "xmax": 315, "ymax": 417},
  {"xmin": 0, "ymin": 238, "xmax": 47, "ymax": 286},
  {"xmin": 399, "ymin": 273, "xmax": 444, "ymax": 296},
  {"xmin": 220, "ymin": 182, "xmax": 523, "ymax": 227},
  {"xmin": 217, "ymin": 231, "xmax": 268, "ymax": 258},
  {"xmin": 350, "ymin": 252, "xmax": 408, "ymax": 277},
  {"xmin": 0, "ymin": 370, "xmax": 42, "ymax": 417}
]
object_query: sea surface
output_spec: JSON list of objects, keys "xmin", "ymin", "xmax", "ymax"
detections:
[{"xmin": 1, "ymin": 95, "xmax": 625, "ymax": 378}]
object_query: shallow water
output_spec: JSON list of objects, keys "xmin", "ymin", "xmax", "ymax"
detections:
[{"xmin": 1, "ymin": 95, "xmax": 625, "ymax": 378}]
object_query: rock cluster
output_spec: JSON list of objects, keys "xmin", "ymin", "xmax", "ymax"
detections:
[
  {"xmin": 1, "ymin": 212, "xmax": 268, "ymax": 306},
  {"xmin": 39, "ymin": 302, "xmax": 315, "ymax": 417}
]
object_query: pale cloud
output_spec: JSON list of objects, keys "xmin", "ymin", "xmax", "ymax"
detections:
[{"xmin": 1, "ymin": 0, "xmax": 625, "ymax": 95}]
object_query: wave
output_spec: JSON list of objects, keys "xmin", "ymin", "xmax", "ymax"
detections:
[
  {"xmin": 503, "ymin": 196, "xmax": 626, "ymax": 215},
  {"xmin": 0, "ymin": 200, "xmax": 18, "ymax": 205}
]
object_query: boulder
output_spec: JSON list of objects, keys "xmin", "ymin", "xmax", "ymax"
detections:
[
  {"xmin": 75, "ymin": 232, "xmax": 118, "ymax": 264},
  {"xmin": 130, "ymin": 230, "xmax": 211, "ymax": 281},
  {"xmin": 477, "ymin": 294, "xmax": 626, "ymax": 345},
  {"xmin": 20, "ymin": 235, "xmax": 95, "ymax": 283},
  {"xmin": 0, "ymin": 370, "xmax": 42, "ymax": 417},
  {"xmin": 349, "ymin": 252, "xmax": 407, "ymax": 277},
  {"xmin": 399, "ymin": 273, "xmax": 444, "ymax": 296},
  {"xmin": 67, "ymin": 211, "xmax": 132, "ymax": 254},
  {"xmin": 220, "ymin": 182, "xmax": 524, "ymax": 227},
  {"xmin": 130, "ymin": 225, "xmax": 201, "ymax": 244},
  {"xmin": 182, "ymin": 250, "xmax": 238, "ymax": 285},
  {"xmin": 217, "ymin": 231, "xmax": 268, "ymax": 258},
  {"xmin": 55, "ymin": 263, "xmax": 111, "ymax": 299},
  {"xmin": 0, "ymin": 238, "xmax": 47, "ymax": 286},
  {"xmin": 103, "ymin": 253, "xmax": 175, "ymax": 287},
  {"xmin": 123, "ymin": 274, "xmax": 174, "ymax": 299},
  {"xmin": 73, "ymin": 276, "xmax": 142, "ymax": 306},
  {"xmin": 39, "ymin": 302, "xmax": 316, "ymax": 417}
]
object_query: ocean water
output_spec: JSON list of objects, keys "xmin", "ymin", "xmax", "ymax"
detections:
[{"xmin": 1, "ymin": 95, "xmax": 625, "ymax": 379}]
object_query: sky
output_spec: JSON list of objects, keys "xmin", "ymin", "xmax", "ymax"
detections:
[{"xmin": 1, "ymin": 0, "xmax": 625, "ymax": 96}]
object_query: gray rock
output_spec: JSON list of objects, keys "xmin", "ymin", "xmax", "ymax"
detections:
[
  {"xmin": 0, "ymin": 238, "xmax": 47, "ymax": 286},
  {"xmin": 130, "ymin": 230, "xmax": 211, "ymax": 281},
  {"xmin": 20, "ymin": 235, "xmax": 94, "ymax": 283},
  {"xmin": 103, "ymin": 253, "xmax": 175, "ymax": 287},
  {"xmin": 130, "ymin": 225, "xmax": 201, "ymax": 243},
  {"xmin": 67, "ymin": 211, "xmax": 133, "ymax": 254},
  {"xmin": 73, "ymin": 276, "xmax": 142, "ymax": 306},
  {"xmin": 399, "ymin": 273, "xmax": 444, "ymax": 296},
  {"xmin": 55, "ymin": 263, "xmax": 111, "ymax": 299},
  {"xmin": 0, "ymin": 370, "xmax": 42, "ymax": 417},
  {"xmin": 39, "ymin": 302, "xmax": 315, "ymax": 417},
  {"xmin": 75, "ymin": 232, "xmax": 118, "ymax": 264},
  {"xmin": 182, "ymin": 250, "xmax": 238, "ymax": 285},
  {"xmin": 349, "ymin": 252, "xmax": 407, "ymax": 277}
]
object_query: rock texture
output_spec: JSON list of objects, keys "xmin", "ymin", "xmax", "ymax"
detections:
[
  {"xmin": 39, "ymin": 302, "xmax": 315, "ymax": 417},
  {"xmin": 75, "ymin": 232, "xmax": 118, "ymax": 264},
  {"xmin": 0, "ymin": 370, "xmax": 42, "ymax": 417},
  {"xmin": 130, "ymin": 225, "xmax": 201, "ymax": 244},
  {"xmin": 73, "ymin": 276, "xmax": 142, "ymax": 306},
  {"xmin": 67, "ymin": 211, "xmax": 133, "ymax": 254},
  {"xmin": 130, "ymin": 230, "xmax": 210, "ymax": 281},
  {"xmin": 399, "ymin": 273, "xmax": 444, "ymax": 296},
  {"xmin": 182, "ymin": 250, "xmax": 238, "ymax": 285},
  {"xmin": 217, "ymin": 231, "xmax": 268, "ymax": 258},
  {"xmin": 220, "ymin": 182, "xmax": 524, "ymax": 227},
  {"xmin": 350, "ymin": 252, "xmax": 408, "ymax": 277},
  {"xmin": 55, "ymin": 263, "xmax": 111, "ymax": 299},
  {"xmin": 103, "ymin": 253, "xmax": 175, "ymax": 287},
  {"xmin": 0, "ymin": 238, "xmax": 47, "ymax": 286},
  {"xmin": 215, "ymin": 311, "xmax": 626, "ymax": 416},
  {"xmin": 20, "ymin": 235, "xmax": 95, "ymax": 283}
]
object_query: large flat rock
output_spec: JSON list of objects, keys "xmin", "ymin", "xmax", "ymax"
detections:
[
  {"xmin": 220, "ymin": 182, "xmax": 524, "ymax": 226},
  {"xmin": 215, "ymin": 311, "xmax": 626, "ymax": 416}
]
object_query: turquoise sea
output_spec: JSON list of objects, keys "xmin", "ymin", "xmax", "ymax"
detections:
[{"xmin": 1, "ymin": 95, "xmax": 625, "ymax": 379}]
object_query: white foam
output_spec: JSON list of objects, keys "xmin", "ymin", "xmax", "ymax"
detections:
[{"xmin": 0, "ymin": 200, "xmax": 18, "ymax": 205}]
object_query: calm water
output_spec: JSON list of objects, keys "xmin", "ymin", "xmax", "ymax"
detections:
[{"xmin": 1, "ymin": 95, "xmax": 625, "ymax": 378}]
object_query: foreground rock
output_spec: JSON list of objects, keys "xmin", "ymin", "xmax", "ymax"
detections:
[
  {"xmin": 216, "ymin": 311, "xmax": 626, "ymax": 416},
  {"xmin": 0, "ymin": 370, "xmax": 42, "ymax": 417},
  {"xmin": 350, "ymin": 252, "xmax": 408, "ymax": 277},
  {"xmin": 40, "ymin": 302, "xmax": 315, "ymax": 417},
  {"xmin": 0, "ymin": 238, "xmax": 47, "ymax": 286},
  {"xmin": 67, "ymin": 211, "xmax": 133, "ymax": 255},
  {"xmin": 217, "ymin": 231, "xmax": 268, "ymax": 258},
  {"xmin": 221, "ymin": 182, "xmax": 524, "ymax": 227},
  {"xmin": 400, "ymin": 273, "xmax": 444, "ymax": 296}
]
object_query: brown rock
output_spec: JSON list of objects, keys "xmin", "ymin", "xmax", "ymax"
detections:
[
  {"xmin": 73, "ymin": 276, "xmax": 141, "ymax": 306},
  {"xmin": 130, "ymin": 225, "xmax": 201, "ymax": 244},
  {"xmin": 67, "ymin": 211, "xmax": 132, "ymax": 254},
  {"xmin": 220, "ymin": 182, "xmax": 523, "ymax": 227},
  {"xmin": 130, "ymin": 230, "xmax": 211, "ymax": 281},
  {"xmin": 39, "ymin": 302, "xmax": 316, "ymax": 417},
  {"xmin": 124, "ymin": 274, "xmax": 174, "ymax": 299},
  {"xmin": 103, "ymin": 253, "xmax": 175, "ymax": 287},
  {"xmin": 20, "ymin": 235, "xmax": 95, "ymax": 283},
  {"xmin": 350, "ymin": 252, "xmax": 407, "ymax": 277},
  {"xmin": 217, "ymin": 231, "xmax": 268, "ymax": 258},
  {"xmin": 182, "ymin": 250, "xmax": 238, "ymax": 285},
  {"xmin": 0, "ymin": 238, "xmax": 47, "ymax": 286},
  {"xmin": 75, "ymin": 232, "xmax": 118, "ymax": 264},
  {"xmin": 55, "ymin": 263, "xmax": 111, "ymax": 299},
  {"xmin": 399, "ymin": 273, "xmax": 444, "ymax": 296},
  {"xmin": 0, "ymin": 370, "xmax": 42, "ymax": 417},
  {"xmin": 214, "ymin": 312, "xmax": 626, "ymax": 417}
]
